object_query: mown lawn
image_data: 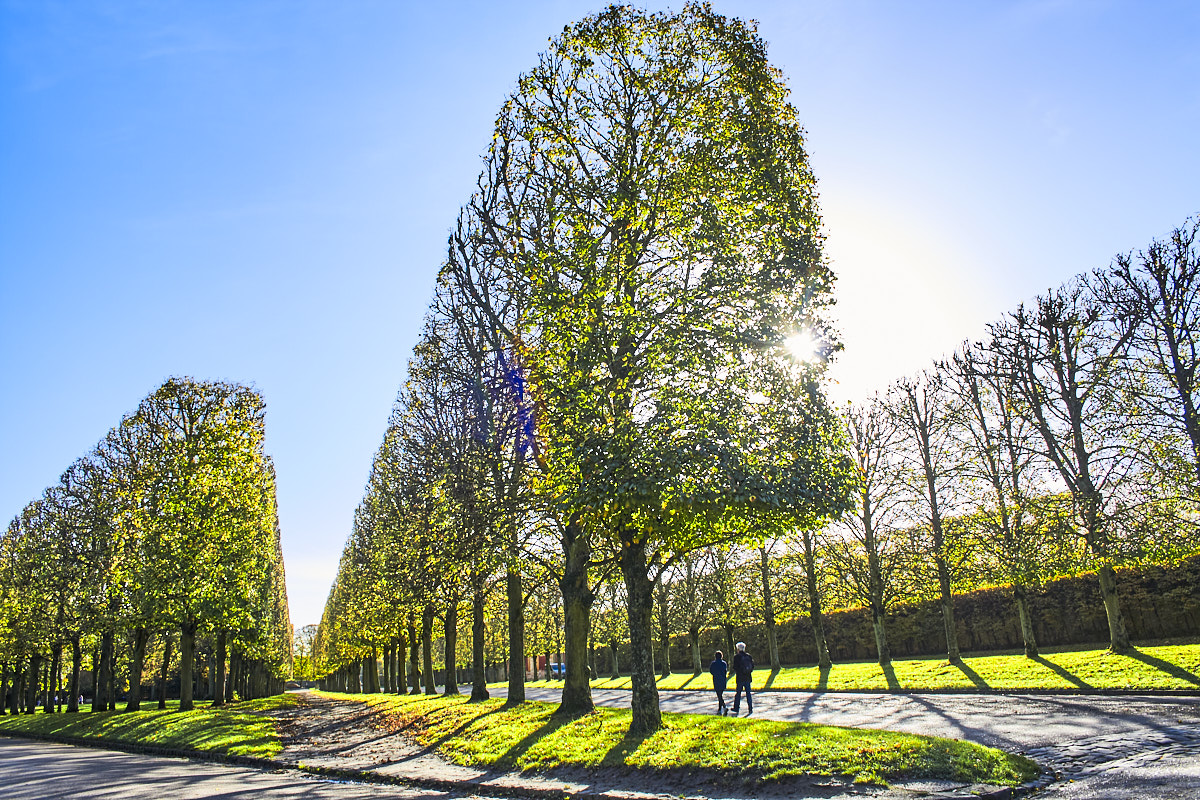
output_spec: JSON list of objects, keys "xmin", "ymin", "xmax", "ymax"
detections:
[
  {"xmin": 339, "ymin": 691, "xmax": 1038, "ymax": 787},
  {"xmin": 512, "ymin": 642, "xmax": 1200, "ymax": 693},
  {"xmin": 0, "ymin": 694, "xmax": 297, "ymax": 759}
]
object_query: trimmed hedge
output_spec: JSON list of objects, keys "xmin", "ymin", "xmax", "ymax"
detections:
[{"xmin": 664, "ymin": 554, "xmax": 1200, "ymax": 668}]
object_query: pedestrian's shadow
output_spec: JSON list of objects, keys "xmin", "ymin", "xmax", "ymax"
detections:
[
  {"xmin": 1030, "ymin": 655, "xmax": 1093, "ymax": 690},
  {"xmin": 881, "ymin": 663, "xmax": 900, "ymax": 690},
  {"xmin": 951, "ymin": 660, "xmax": 990, "ymax": 690},
  {"xmin": 1125, "ymin": 650, "xmax": 1200, "ymax": 687}
]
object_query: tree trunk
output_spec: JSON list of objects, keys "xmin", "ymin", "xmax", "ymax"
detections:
[
  {"xmin": 421, "ymin": 605, "xmax": 437, "ymax": 695},
  {"xmin": 803, "ymin": 536, "xmax": 833, "ymax": 669},
  {"xmin": 396, "ymin": 635, "xmax": 408, "ymax": 695},
  {"xmin": 67, "ymin": 635, "xmax": 81, "ymax": 713},
  {"xmin": 158, "ymin": 634, "xmax": 172, "ymax": 709},
  {"xmin": 444, "ymin": 599, "xmax": 460, "ymax": 696},
  {"xmin": 655, "ymin": 578, "xmax": 671, "ymax": 680},
  {"xmin": 758, "ymin": 547, "xmax": 781, "ymax": 671},
  {"xmin": 179, "ymin": 620, "xmax": 197, "ymax": 711},
  {"xmin": 871, "ymin": 606, "xmax": 891, "ymax": 667},
  {"xmin": 407, "ymin": 615, "xmax": 421, "ymax": 694},
  {"xmin": 47, "ymin": 642, "xmax": 63, "ymax": 714},
  {"xmin": 619, "ymin": 533, "xmax": 661, "ymax": 734},
  {"xmin": 0, "ymin": 662, "xmax": 8, "ymax": 715},
  {"xmin": 126, "ymin": 627, "xmax": 148, "ymax": 712},
  {"xmin": 689, "ymin": 627, "xmax": 701, "ymax": 675},
  {"xmin": 1013, "ymin": 584, "xmax": 1039, "ymax": 657},
  {"xmin": 505, "ymin": 563, "xmax": 526, "ymax": 706},
  {"xmin": 213, "ymin": 631, "xmax": 227, "ymax": 706},
  {"xmin": 1097, "ymin": 563, "xmax": 1132, "ymax": 653},
  {"xmin": 609, "ymin": 640, "xmax": 620, "ymax": 679},
  {"xmin": 471, "ymin": 588, "xmax": 489, "ymax": 702},
  {"xmin": 557, "ymin": 519, "xmax": 594, "ymax": 715},
  {"xmin": 94, "ymin": 634, "xmax": 110, "ymax": 712},
  {"xmin": 25, "ymin": 654, "xmax": 41, "ymax": 714}
]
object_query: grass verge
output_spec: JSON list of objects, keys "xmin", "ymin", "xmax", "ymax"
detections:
[
  {"xmin": 335, "ymin": 690, "xmax": 1038, "ymax": 788},
  {"xmin": 0, "ymin": 694, "xmax": 298, "ymax": 759},
  {"xmin": 513, "ymin": 642, "xmax": 1200, "ymax": 693}
]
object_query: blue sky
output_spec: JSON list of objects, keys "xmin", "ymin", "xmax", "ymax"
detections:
[{"xmin": 2, "ymin": 1, "xmax": 1198, "ymax": 628}]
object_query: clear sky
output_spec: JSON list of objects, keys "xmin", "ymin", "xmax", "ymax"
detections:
[{"xmin": 2, "ymin": 1, "xmax": 1198, "ymax": 630}]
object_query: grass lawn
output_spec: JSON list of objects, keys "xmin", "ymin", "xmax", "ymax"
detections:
[
  {"xmin": 337, "ymin": 690, "xmax": 1038, "ymax": 787},
  {"xmin": 511, "ymin": 642, "xmax": 1200, "ymax": 693},
  {"xmin": 0, "ymin": 694, "xmax": 298, "ymax": 759}
]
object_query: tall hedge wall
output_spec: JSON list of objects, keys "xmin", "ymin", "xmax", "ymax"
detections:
[{"xmin": 668, "ymin": 554, "xmax": 1200, "ymax": 668}]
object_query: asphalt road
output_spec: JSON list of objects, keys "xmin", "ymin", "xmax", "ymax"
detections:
[{"xmin": 0, "ymin": 737, "xmax": 499, "ymax": 800}]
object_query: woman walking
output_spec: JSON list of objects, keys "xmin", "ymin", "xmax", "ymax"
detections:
[{"xmin": 709, "ymin": 650, "xmax": 729, "ymax": 715}]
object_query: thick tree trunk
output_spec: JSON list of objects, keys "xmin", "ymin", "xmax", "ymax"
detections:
[
  {"xmin": 179, "ymin": 620, "xmax": 197, "ymax": 711},
  {"xmin": 471, "ymin": 589, "xmax": 489, "ymax": 702},
  {"xmin": 126, "ymin": 627, "xmax": 148, "ymax": 711},
  {"xmin": 803, "ymin": 539, "xmax": 833, "ymax": 669},
  {"xmin": 421, "ymin": 605, "xmax": 437, "ymax": 695},
  {"xmin": 158, "ymin": 634, "xmax": 172, "ymax": 709},
  {"xmin": 557, "ymin": 519, "xmax": 594, "ymax": 715},
  {"xmin": 1013, "ymin": 584, "xmax": 1039, "ymax": 657},
  {"xmin": 505, "ymin": 564, "xmax": 525, "ymax": 706},
  {"xmin": 444, "ymin": 600, "xmax": 460, "ymax": 696},
  {"xmin": 1097, "ymin": 563, "xmax": 1132, "ymax": 653},
  {"xmin": 407, "ymin": 615, "xmax": 421, "ymax": 694},
  {"xmin": 213, "ymin": 631, "xmax": 227, "ymax": 706},
  {"xmin": 758, "ymin": 547, "xmax": 781, "ymax": 671},
  {"xmin": 48, "ymin": 642, "xmax": 63, "ymax": 714},
  {"xmin": 25, "ymin": 654, "xmax": 41, "ymax": 714},
  {"xmin": 619, "ymin": 534, "xmax": 661, "ymax": 734},
  {"xmin": 94, "ymin": 634, "xmax": 111, "ymax": 712}
]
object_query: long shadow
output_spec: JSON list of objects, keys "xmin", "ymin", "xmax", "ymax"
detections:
[
  {"xmin": 1126, "ymin": 650, "xmax": 1200, "ymax": 687},
  {"xmin": 763, "ymin": 668, "xmax": 780, "ymax": 691},
  {"xmin": 816, "ymin": 664, "xmax": 830, "ymax": 692},
  {"xmin": 881, "ymin": 663, "xmax": 900, "ymax": 691},
  {"xmin": 599, "ymin": 726, "xmax": 651, "ymax": 769},
  {"xmin": 679, "ymin": 673, "xmax": 699, "ymax": 689},
  {"xmin": 952, "ymin": 660, "xmax": 991, "ymax": 690},
  {"xmin": 423, "ymin": 705, "xmax": 505, "ymax": 751},
  {"xmin": 1031, "ymin": 655, "xmax": 1093, "ymax": 690},
  {"xmin": 495, "ymin": 712, "xmax": 575, "ymax": 769}
]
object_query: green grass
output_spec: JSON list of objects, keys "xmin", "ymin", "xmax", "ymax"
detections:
[
  {"xmin": 512, "ymin": 642, "xmax": 1200, "ymax": 693},
  {"xmin": 334, "ymin": 691, "xmax": 1037, "ymax": 787},
  {"xmin": 0, "ymin": 694, "xmax": 298, "ymax": 759}
]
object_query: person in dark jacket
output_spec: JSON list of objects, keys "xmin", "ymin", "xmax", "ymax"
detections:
[
  {"xmin": 730, "ymin": 641, "xmax": 754, "ymax": 715},
  {"xmin": 709, "ymin": 651, "xmax": 728, "ymax": 715}
]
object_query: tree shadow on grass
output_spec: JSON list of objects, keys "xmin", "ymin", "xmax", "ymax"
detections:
[
  {"xmin": 679, "ymin": 673, "xmax": 700, "ymax": 689},
  {"xmin": 881, "ymin": 663, "xmax": 900, "ymax": 691},
  {"xmin": 951, "ymin": 660, "xmax": 991, "ymax": 690},
  {"xmin": 1125, "ymin": 650, "xmax": 1200, "ymax": 687},
  {"xmin": 495, "ymin": 712, "xmax": 575, "ymax": 769},
  {"xmin": 816, "ymin": 664, "xmax": 830, "ymax": 692},
  {"xmin": 599, "ymin": 726, "xmax": 651, "ymax": 769},
  {"xmin": 1030, "ymin": 655, "xmax": 1093, "ymax": 690},
  {"xmin": 763, "ymin": 668, "xmax": 780, "ymax": 691}
]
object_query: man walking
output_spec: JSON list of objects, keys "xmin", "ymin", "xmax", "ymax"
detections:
[{"xmin": 730, "ymin": 641, "xmax": 754, "ymax": 716}]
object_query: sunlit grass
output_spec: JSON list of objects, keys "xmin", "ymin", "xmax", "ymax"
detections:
[
  {"xmin": 508, "ymin": 642, "xmax": 1200, "ymax": 692},
  {"xmin": 334, "ymin": 691, "xmax": 1037, "ymax": 787},
  {"xmin": 0, "ymin": 694, "xmax": 298, "ymax": 759}
]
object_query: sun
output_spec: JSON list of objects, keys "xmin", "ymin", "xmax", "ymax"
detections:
[{"xmin": 784, "ymin": 330, "xmax": 820, "ymax": 362}]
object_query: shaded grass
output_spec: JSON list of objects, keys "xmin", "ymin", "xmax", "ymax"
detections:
[
  {"xmin": 510, "ymin": 643, "xmax": 1200, "ymax": 693},
  {"xmin": 335, "ymin": 691, "xmax": 1037, "ymax": 787},
  {"xmin": 0, "ymin": 694, "xmax": 298, "ymax": 759}
]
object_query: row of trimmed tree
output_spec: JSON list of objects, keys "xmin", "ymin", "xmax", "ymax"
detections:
[
  {"xmin": 0, "ymin": 377, "xmax": 292, "ymax": 715},
  {"xmin": 313, "ymin": 1, "xmax": 1198, "ymax": 736}
]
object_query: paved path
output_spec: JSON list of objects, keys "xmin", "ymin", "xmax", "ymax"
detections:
[
  {"xmin": 0, "ymin": 736, "xmax": 500, "ymax": 800},
  {"xmin": 499, "ymin": 686, "xmax": 1200, "ymax": 797}
]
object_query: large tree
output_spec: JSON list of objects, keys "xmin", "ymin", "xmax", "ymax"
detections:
[{"xmin": 468, "ymin": 3, "xmax": 847, "ymax": 733}]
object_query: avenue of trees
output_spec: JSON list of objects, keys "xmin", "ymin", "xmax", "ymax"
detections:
[
  {"xmin": 0, "ymin": 378, "xmax": 292, "ymax": 716},
  {"xmin": 314, "ymin": 4, "xmax": 1199, "ymax": 735}
]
